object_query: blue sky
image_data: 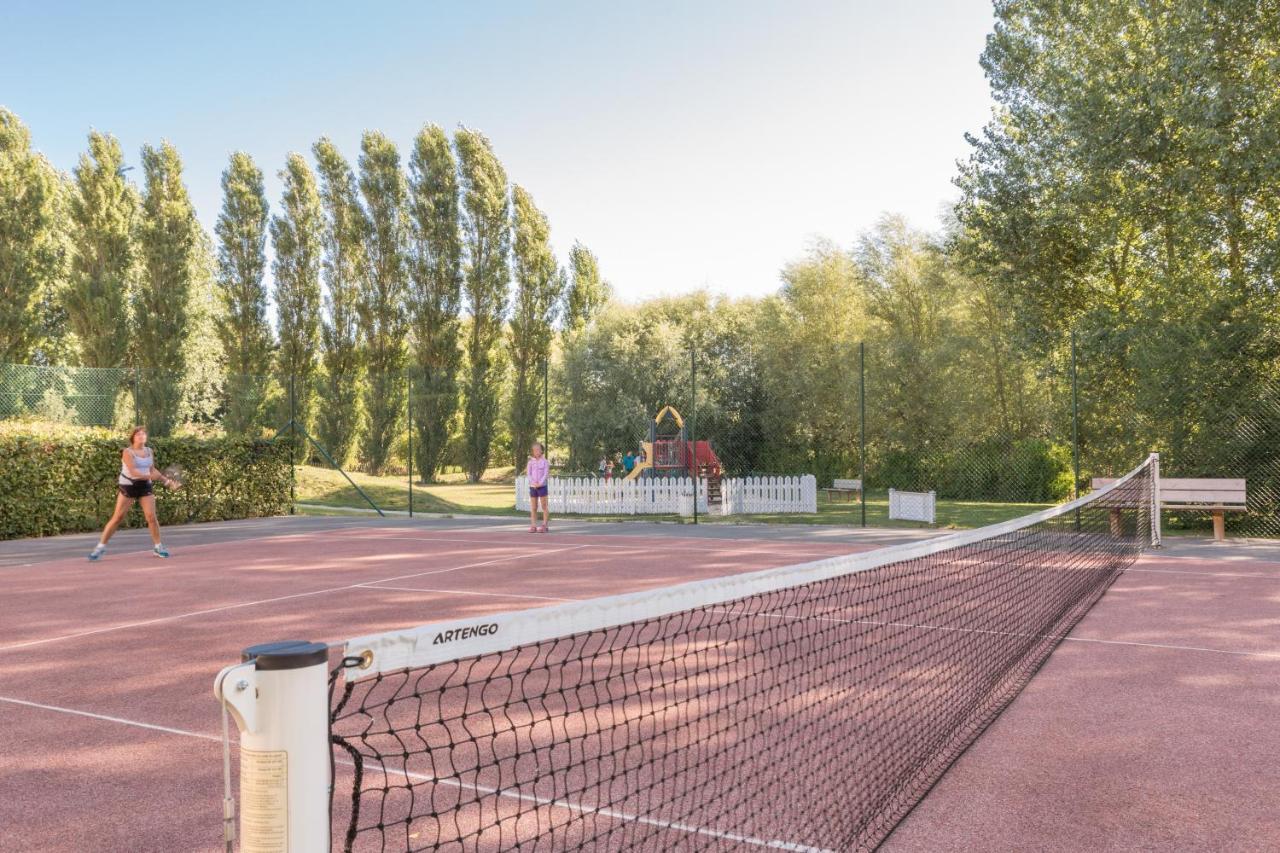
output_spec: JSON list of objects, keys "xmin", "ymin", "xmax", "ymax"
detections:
[{"xmin": 1, "ymin": 0, "xmax": 996, "ymax": 300}]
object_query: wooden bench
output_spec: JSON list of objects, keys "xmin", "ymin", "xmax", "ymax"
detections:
[
  {"xmin": 822, "ymin": 478, "xmax": 862, "ymax": 502},
  {"xmin": 1093, "ymin": 477, "xmax": 1247, "ymax": 541}
]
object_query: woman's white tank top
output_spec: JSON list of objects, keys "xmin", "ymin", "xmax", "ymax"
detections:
[{"xmin": 119, "ymin": 448, "xmax": 153, "ymax": 485}]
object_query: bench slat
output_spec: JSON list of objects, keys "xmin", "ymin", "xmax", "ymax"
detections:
[
  {"xmin": 1161, "ymin": 477, "xmax": 1247, "ymax": 490},
  {"xmin": 1161, "ymin": 490, "xmax": 1247, "ymax": 504}
]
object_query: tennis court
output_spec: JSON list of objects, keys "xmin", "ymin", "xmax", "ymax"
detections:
[{"xmin": 1, "ymin": 493, "xmax": 1278, "ymax": 850}]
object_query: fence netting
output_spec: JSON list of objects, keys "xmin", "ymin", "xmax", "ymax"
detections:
[{"xmin": 2, "ymin": 323, "xmax": 1277, "ymax": 535}]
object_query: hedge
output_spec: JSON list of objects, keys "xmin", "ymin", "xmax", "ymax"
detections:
[{"xmin": 0, "ymin": 422, "xmax": 291, "ymax": 540}]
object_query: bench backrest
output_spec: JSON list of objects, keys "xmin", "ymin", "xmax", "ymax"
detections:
[
  {"xmin": 832, "ymin": 478, "xmax": 862, "ymax": 490},
  {"xmin": 1091, "ymin": 477, "xmax": 1247, "ymax": 505}
]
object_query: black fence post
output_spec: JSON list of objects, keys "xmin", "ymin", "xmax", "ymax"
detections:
[
  {"xmin": 289, "ymin": 374, "xmax": 297, "ymax": 515},
  {"xmin": 133, "ymin": 367, "xmax": 141, "ymax": 426},
  {"xmin": 543, "ymin": 356, "xmax": 550, "ymax": 458},
  {"xmin": 859, "ymin": 342, "xmax": 867, "ymax": 528},
  {"xmin": 1071, "ymin": 331, "xmax": 1082, "ymax": 530},
  {"xmin": 407, "ymin": 373, "xmax": 414, "ymax": 518},
  {"xmin": 691, "ymin": 345, "xmax": 698, "ymax": 525}
]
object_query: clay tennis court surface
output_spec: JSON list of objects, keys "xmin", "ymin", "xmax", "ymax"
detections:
[{"xmin": 1, "ymin": 516, "xmax": 1277, "ymax": 852}]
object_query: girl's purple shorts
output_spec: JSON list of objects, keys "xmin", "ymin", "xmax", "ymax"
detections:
[{"xmin": 530, "ymin": 484, "xmax": 548, "ymax": 498}]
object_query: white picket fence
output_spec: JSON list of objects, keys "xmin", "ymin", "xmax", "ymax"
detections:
[
  {"xmin": 717, "ymin": 475, "xmax": 816, "ymax": 515},
  {"xmin": 889, "ymin": 488, "xmax": 937, "ymax": 523},
  {"xmin": 516, "ymin": 475, "xmax": 817, "ymax": 516}
]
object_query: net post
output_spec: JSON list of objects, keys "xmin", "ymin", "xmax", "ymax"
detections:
[
  {"xmin": 1150, "ymin": 452, "xmax": 1162, "ymax": 548},
  {"xmin": 213, "ymin": 640, "xmax": 330, "ymax": 852}
]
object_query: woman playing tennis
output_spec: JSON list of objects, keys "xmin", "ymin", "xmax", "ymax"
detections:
[
  {"xmin": 88, "ymin": 426, "xmax": 179, "ymax": 561},
  {"xmin": 527, "ymin": 441, "xmax": 551, "ymax": 533}
]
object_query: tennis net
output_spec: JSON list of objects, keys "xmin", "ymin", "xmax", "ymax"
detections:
[{"xmin": 220, "ymin": 454, "xmax": 1158, "ymax": 852}]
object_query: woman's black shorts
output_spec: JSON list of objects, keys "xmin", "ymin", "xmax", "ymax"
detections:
[{"xmin": 118, "ymin": 478, "xmax": 153, "ymax": 499}]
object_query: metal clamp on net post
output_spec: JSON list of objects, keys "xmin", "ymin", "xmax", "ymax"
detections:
[{"xmin": 213, "ymin": 640, "xmax": 330, "ymax": 852}]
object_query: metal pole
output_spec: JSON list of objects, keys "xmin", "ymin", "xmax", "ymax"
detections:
[
  {"xmin": 859, "ymin": 342, "xmax": 867, "ymax": 528},
  {"xmin": 690, "ymin": 345, "xmax": 698, "ymax": 525},
  {"xmin": 1071, "ymin": 331, "xmax": 1081, "ymax": 500},
  {"xmin": 133, "ymin": 367, "xmax": 141, "ymax": 426},
  {"xmin": 407, "ymin": 374, "xmax": 414, "ymax": 518},
  {"xmin": 543, "ymin": 356, "xmax": 550, "ymax": 457},
  {"xmin": 289, "ymin": 374, "xmax": 296, "ymax": 515}
]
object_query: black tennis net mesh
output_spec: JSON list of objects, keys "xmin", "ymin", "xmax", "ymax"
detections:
[{"xmin": 328, "ymin": 457, "xmax": 1157, "ymax": 852}]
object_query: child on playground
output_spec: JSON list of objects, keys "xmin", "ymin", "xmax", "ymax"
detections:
[{"xmin": 527, "ymin": 442, "xmax": 550, "ymax": 533}]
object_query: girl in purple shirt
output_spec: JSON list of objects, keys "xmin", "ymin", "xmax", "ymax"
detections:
[{"xmin": 527, "ymin": 442, "xmax": 550, "ymax": 533}]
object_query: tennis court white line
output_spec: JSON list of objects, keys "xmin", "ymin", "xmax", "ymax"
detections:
[
  {"xmin": 0, "ymin": 695, "xmax": 223, "ymax": 741},
  {"xmin": 365, "ymin": 530, "xmax": 858, "ymax": 557},
  {"xmin": 352, "ymin": 754, "xmax": 831, "ymax": 852},
  {"xmin": 357, "ymin": 583, "xmax": 578, "ymax": 603},
  {"xmin": 0, "ymin": 545, "xmax": 588, "ymax": 653},
  {"xmin": 0, "ymin": 694, "xmax": 828, "ymax": 852},
  {"xmin": 1129, "ymin": 567, "xmax": 1280, "ymax": 579},
  {"xmin": 751, "ymin": 610, "xmax": 1280, "ymax": 659}
]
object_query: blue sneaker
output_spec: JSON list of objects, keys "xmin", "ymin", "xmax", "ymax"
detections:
[
  {"xmin": 87, "ymin": 545, "xmax": 106, "ymax": 562},
  {"xmin": 153, "ymin": 544, "xmax": 170, "ymax": 559}
]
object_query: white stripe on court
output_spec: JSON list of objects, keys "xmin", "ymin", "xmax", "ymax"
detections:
[
  {"xmin": 356, "ymin": 583, "xmax": 577, "ymax": 603},
  {"xmin": 746, "ymin": 610, "xmax": 1280, "ymax": 660},
  {"xmin": 0, "ymin": 545, "xmax": 588, "ymax": 653},
  {"xmin": 1128, "ymin": 567, "xmax": 1280, "ymax": 579},
  {"xmin": 0, "ymin": 694, "xmax": 829, "ymax": 852}
]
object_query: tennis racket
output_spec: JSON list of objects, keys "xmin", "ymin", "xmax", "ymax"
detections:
[{"xmin": 160, "ymin": 464, "xmax": 184, "ymax": 489}]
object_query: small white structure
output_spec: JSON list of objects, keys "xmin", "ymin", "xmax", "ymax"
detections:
[
  {"xmin": 889, "ymin": 488, "xmax": 936, "ymax": 523},
  {"xmin": 516, "ymin": 475, "xmax": 817, "ymax": 516}
]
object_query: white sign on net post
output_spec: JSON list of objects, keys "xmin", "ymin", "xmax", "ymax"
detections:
[{"xmin": 889, "ymin": 488, "xmax": 936, "ymax": 523}]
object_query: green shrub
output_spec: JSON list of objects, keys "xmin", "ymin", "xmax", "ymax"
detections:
[
  {"xmin": 0, "ymin": 422, "xmax": 290, "ymax": 540},
  {"xmin": 870, "ymin": 438, "xmax": 1073, "ymax": 503}
]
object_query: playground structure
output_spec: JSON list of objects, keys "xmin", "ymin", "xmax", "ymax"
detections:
[{"xmin": 624, "ymin": 405, "xmax": 724, "ymax": 507}]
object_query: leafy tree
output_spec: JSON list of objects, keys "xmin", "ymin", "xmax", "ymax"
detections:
[
  {"xmin": 755, "ymin": 240, "xmax": 866, "ymax": 481},
  {"xmin": 65, "ymin": 131, "xmax": 136, "ymax": 371},
  {"xmin": 214, "ymin": 152, "xmax": 273, "ymax": 433},
  {"xmin": 563, "ymin": 241, "xmax": 609, "ymax": 334},
  {"xmin": 508, "ymin": 186, "xmax": 563, "ymax": 471},
  {"xmin": 406, "ymin": 124, "xmax": 463, "ymax": 481},
  {"xmin": 356, "ymin": 132, "xmax": 409, "ymax": 475},
  {"xmin": 271, "ymin": 153, "xmax": 324, "ymax": 442},
  {"xmin": 0, "ymin": 109, "xmax": 63, "ymax": 364},
  {"xmin": 455, "ymin": 128, "xmax": 511, "ymax": 481},
  {"xmin": 135, "ymin": 141, "xmax": 200, "ymax": 434},
  {"xmin": 957, "ymin": 0, "xmax": 1280, "ymax": 474},
  {"xmin": 312, "ymin": 138, "xmax": 366, "ymax": 466}
]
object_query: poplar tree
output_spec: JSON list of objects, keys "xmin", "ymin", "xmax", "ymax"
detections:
[
  {"xmin": 356, "ymin": 131, "xmax": 409, "ymax": 474},
  {"xmin": 456, "ymin": 128, "xmax": 511, "ymax": 481},
  {"xmin": 406, "ymin": 124, "xmax": 463, "ymax": 481},
  {"xmin": 312, "ymin": 138, "xmax": 366, "ymax": 465},
  {"xmin": 508, "ymin": 186, "xmax": 563, "ymax": 471},
  {"xmin": 0, "ymin": 109, "xmax": 62, "ymax": 365},
  {"xmin": 65, "ymin": 131, "xmax": 136, "ymax": 371},
  {"xmin": 563, "ymin": 241, "xmax": 609, "ymax": 334},
  {"xmin": 214, "ymin": 152, "xmax": 273, "ymax": 433},
  {"xmin": 270, "ymin": 153, "xmax": 323, "ymax": 441},
  {"xmin": 135, "ymin": 141, "xmax": 199, "ymax": 434}
]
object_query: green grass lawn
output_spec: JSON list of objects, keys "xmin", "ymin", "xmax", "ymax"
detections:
[
  {"xmin": 294, "ymin": 465, "xmax": 519, "ymax": 516},
  {"xmin": 294, "ymin": 466, "xmax": 1053, "ymax": 529}
]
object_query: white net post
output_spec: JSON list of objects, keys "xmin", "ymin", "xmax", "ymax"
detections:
[
  {"xmin": 214, "ymin": 640, "xmax": 331, "ymax": 852},
  {"xmin": 1150, "ymin": 452, "xmax": 1162, "ymax": 547}
]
